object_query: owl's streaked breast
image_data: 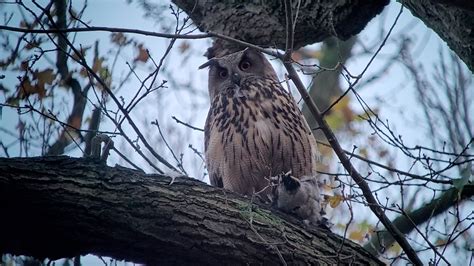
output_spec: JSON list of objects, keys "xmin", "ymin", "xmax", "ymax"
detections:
[{"xmin": 205, "ymin": 78, "xmax": 317, "ymax": 196}]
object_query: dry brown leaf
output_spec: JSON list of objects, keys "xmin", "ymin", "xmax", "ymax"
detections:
[
  {"xmin": 92, "ymin": 58, "xmax": 104, "ymax": 73},
  {"xmin": 79, "ymin": 67, "xmax": 88, "ymax": 77},
  {"xmin": 18, "ymin": 78, "xmax": 46, "ymax": 99},
  {"xmin": 20, "ymin": 61, "xmax": 29, "ymax": 71},
  {"xmin": 111, "ymin": 32, "xmax": 127, "ymax": 46},
  {"xmin": 178, "ymin": 41, "xmax": 190, "ymax": 53},
  {"xmin": 25, "ymin": 40, "xmax": 41, "ymax": 50},
  {"xmin": 35, "ymin": 69, "xmax": 56, "ymax": 85},
  {"xmin": 72, "ymin": 46, "xmax": 91, "ymax": 61},
  {"xmin": 134, "ymin": 44, "xmax": 149, "ymax": 63}
]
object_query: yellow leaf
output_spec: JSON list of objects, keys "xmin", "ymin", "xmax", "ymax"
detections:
[
  {"xmin": 388, "ymin": 243, "xmax": 402, "ymax": 254},
  {"xmin": 328, "ymin": 194, "xmax": 344, "ymax": 208},
  {"xmin": 358, "ymin": 147, "xmax": 368, "ymax": 158},
  {"xmin": 349, "ymin": 230, "xmax": 364, "ymax": 242},
  {"xmin": 354, "ymin": 108, "xmax": 379, "ymax": 122},
  {"xmin": 329, "ymin": 96, "xmax": 354, "ymax": 122},
  {"xmin": 325, "ymin": 112, "xmax": 344, "ymax": 130},
  {"xmin": 311, "ymin": 50, "xmax": 322, "ymax": 60}
]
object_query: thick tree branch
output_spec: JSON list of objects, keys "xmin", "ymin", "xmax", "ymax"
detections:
[
  {"xmin": 172, "ymin": 0, "xmax": 389, "ymax": 56},
  {"xmin": 402, "ymin": 0, "xmax": 474, "ymax": 72},
  {"xmin": 365, "ymin": 184, "xmax": 474, "ymax": 255},
  {"xmin": 0, "ymin": 156, "xmax": 383, "ymax": 265}
]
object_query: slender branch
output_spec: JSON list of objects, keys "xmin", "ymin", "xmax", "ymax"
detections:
[
  {"xmin": 33, "ymin": 2, "xmax": 179, "ymax": 174},
  {"xmin": 0, "ymin": 25, "xmax": 210, "ymax": 39},
  {"xmin": 283, "ymin": 0, "xmax": 294, "ymax": 54},
  {"xmin": 207, "ymin": 31, "xmax": 280, "ymax": 58},
  {"xmin": 281, "ymin": 59, "xmax": 423, "ymax": 265},
  {"xmin": 316, "ymin": 141, "xmax": 454, "ymax": 185},
  {"xmin": 0, "ymin": 24, "xmax": 281, "ymax": 58},
  {"xmin": 171, "ymin": 116, "xmax": 204, "ymax": 132},
  {"xmin": 398, "ymin": 206, "xmax": 450, "ymax": 265},
  {"xmin": 279, "ymin": 3, "xmax": 420, "ymax": 264}
]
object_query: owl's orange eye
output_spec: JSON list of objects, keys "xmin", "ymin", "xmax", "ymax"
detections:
[
  {"xmin": 219, "ymin": 69, "xmax": 228, "ymax": 78},
  {"xmin": 239, "ymin": 61, "xmax": 251, "ymax": 71}
]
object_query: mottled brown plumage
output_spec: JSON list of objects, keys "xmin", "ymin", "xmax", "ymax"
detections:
[{"xmin": 201, "ymin": 48, "xmax": 322, "ymax": 223}]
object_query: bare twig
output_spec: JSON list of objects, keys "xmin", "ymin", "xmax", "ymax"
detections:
[
  {"xmin": 0, "ymin": 25, "xmax": 210, "ymax": 39},
  {"xmin": 171, "ymin": 116, "xmax": 204, "ymax": 132},
  {"xmin": 280, "ymin": 4, "xmax": 420, "ymax": 264},
  {"xmin": 397, "ymin": 206, "xmax": 451, "ymax": 265},
  {"xmin": 283, "ymin": 60, "xmax": 421, "ymax": 265},
  {"xmin": 316, "ymin": 141, "xmax": 454, "ymax": 185},
  {"xmin": 152, "ymin": 119, "xmax": 188, "ymax": 176},
  {"xmin": 32, "ymin": 1, "xmax": 179, "ymax": 174}
]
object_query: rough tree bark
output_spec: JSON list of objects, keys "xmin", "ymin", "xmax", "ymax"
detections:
[
  {"xmin": 172, "ymin": 0, "xmax": 389, "ymax": 56},
  {"xmin": 402, "ymin": 0, "xmax": 474, "ymax": 72},
  {"xmin": 172, "ymin": 0, "xmax": 473, "ymax": 71},
  {"xmin": 0, "ymin": 156, "xmax": 382, "ymax": 265}
]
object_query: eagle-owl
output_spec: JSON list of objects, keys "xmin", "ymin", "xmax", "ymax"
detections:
[{"xmin": 201, "ymin": 48, "xmax": 322, "ymax": 224}]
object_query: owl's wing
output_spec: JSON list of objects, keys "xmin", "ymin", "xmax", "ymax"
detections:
[
  {"xmin": 204, "ymin": 112, "xmax": 224, "ymax": 188},
  {"xmin": 205, "ymin": 96, "xmax": 274, "ymax": 195},
  {"xmin": 257, "ymin": 81, "xmax": 317, "ymax": 178}
]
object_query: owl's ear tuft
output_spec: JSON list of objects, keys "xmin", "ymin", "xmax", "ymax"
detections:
[
  {"xmin": 198, "ymin": 58, "xmax": 218, "ymax": 69},
  {"xmin": 242, "ymin": 47, "xmax": 262, "ymax": 58}
]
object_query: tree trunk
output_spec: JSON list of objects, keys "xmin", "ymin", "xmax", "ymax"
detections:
[
  {"xmin": 0, "ymin": 156, "xmax": 382, "ymax": 265},
  {"xmin": 172, "ymin": 0, "xmax": 388, "ymax": 57},
  {"xmin": 172, "ymin": 0, "xmax": 473, "ymax": 71},
  {"xmin": 402, "ymin": 0, "xmax": 474, "ymax": 72}
]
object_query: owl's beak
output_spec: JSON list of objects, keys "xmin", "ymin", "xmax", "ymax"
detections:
[{"xmin": 231, "ymin": 72, "xmax": 241, "ymax": 85}]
